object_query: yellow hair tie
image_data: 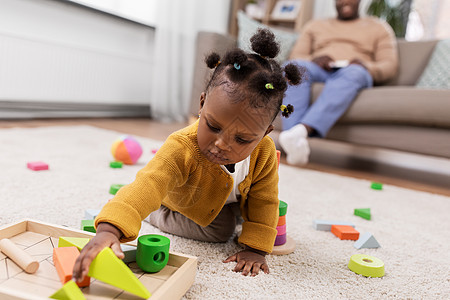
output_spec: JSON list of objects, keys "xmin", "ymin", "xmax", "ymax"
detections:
[
  {"xmin": 280, "ymin": 104, "xmax": 287, "ymax": 112},
  {"xmin": 265, "ymin": 83, "xmax": 274, "ymax": 90}
]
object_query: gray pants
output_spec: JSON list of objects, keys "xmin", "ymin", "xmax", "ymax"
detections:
[{"xmin": 147, "ymin": 203, "xmax": 241, "ymax": 243}]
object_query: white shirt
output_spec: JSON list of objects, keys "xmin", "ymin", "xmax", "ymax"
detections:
[{"xmin": 220, "ymin": 156, "xmax": 251, "ymax": 204}]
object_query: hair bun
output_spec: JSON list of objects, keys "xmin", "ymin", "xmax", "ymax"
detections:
[
  {"xmin": 250, "ymin": 28, "xmax": 280, "ymax": 59},
  {"xmin": 284, "ymin": 63, "xmax": 302, "ymax": 85},
  {"xmin": 205, "ymin": 52, "xmax": 221, "ymax": 69}
]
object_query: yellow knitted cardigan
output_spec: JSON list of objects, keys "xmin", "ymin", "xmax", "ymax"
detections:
[{"xmin": 96, "ymin": 120, "xmax": 279, "ymax": 253}]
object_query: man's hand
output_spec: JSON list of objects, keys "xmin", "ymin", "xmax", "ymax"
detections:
[
  {"xmin": 72, "ymin": 223, "xmax": 124, "ymax": 283},
  {"xmin": 223, "ymin": 247, "xmax": 269, "ymax": 276},
  {"xmin": 349, "ymin": 58, "xmax": 367, "ymax": 69},
  {"xmin": 312, "ymin": 55, "xmax": 334, "ymax": 71}
]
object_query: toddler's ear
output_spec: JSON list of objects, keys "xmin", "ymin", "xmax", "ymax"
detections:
[{"xmin": 199, "ymin": 92, "xmax": 206, "ymax": 109}]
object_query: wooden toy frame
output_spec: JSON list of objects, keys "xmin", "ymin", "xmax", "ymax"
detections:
[{"xmin": 0, "ymin": 219, "xmax": 197, "ymax": 299}]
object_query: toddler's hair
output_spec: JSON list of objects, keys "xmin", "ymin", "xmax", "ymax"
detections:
[{"xmin": 204, "ymin": 28, "xmax": 302, "ymax": 121}]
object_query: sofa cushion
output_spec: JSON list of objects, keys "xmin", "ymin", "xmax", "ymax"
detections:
[
  {"xmin": 273, "ymin": 85, "xmax": 450, "ymax": 131},
  {"xmin": 385, "ymin": 40, "xmax": 438, "ymax": 86},
  {"xmin": 312, "ymin": 85, "xmax": 450, "ymax": 128},
  {"xmin": 416, "ymin": 39, "xmax": 450, "ymax": 89},
  {"xmin": 237, "ymin": 10, "xmax": 298, "ymax": 63}
]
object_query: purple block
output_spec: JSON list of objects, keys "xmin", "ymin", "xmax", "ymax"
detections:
[{"xmin": 274, "ymin": 233, "xmax": 287, "ymax": 246}]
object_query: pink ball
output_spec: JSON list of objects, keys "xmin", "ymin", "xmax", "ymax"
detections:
[{"xmin": 111, "ymin": 135, "xmax": 143, "ymax": 165}]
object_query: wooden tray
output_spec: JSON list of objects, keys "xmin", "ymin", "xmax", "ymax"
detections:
[{"xmin": 0, "ymin": 219, "xmax": 197, "ymax": 299}]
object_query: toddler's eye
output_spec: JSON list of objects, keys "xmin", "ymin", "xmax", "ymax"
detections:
[
  {"xmin": 236, "ymin": 137, "xmax": 251, "ymax": 144},
  {"xmin": 207, "ymin": 122, "xmax": 220, "ymax": 133}
]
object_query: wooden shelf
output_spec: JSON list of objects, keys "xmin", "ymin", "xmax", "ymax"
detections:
[{"xmin": 229, "ymin": 0, "xmax": 314, "ymax": 36}]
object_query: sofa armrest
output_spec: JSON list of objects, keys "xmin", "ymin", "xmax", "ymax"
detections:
[{"xmin": 189, "ymin": 32, "xmax": 237, "ymax": 117}]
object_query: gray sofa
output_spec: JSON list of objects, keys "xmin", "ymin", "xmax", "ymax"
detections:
[{"xmin": 190, "ymin": 32, "xmax": 450, "ymax": 159}]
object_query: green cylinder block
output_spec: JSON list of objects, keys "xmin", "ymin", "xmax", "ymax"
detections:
[
  {"xmin": 279, "ymin": 200, "xmax": 288, "ymax": 216},
  {"xmin": 136, "ymin": 234, "xmax": 170, "ymax": 273}
]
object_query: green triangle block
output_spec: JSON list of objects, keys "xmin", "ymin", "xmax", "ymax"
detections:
[
  {"xmin": 88, "ymin": 247, "xmax": 151, "ymax": 299},
  {"xmin": 50, "ymin": 280, "xmax": 86, "ymax": 300},
  {"xmin": 354, "ymin": 208, "xmax": 371, "ymax": 220},
  {"xmin": 58, "ymin": 237, "xmax": 91, "ymax": 250}
]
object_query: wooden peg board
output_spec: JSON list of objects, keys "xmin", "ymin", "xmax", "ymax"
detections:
[{"xmin": 0, "ymin": 219, "xmax": 197, "ymax": 300}]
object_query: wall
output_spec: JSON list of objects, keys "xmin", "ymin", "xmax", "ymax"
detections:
[{"xmin": 0, "ymin": 0, "xmax": 155, "ymax": 118}]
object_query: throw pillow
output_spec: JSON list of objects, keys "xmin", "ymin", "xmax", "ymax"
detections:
[
  {"xmin": 237, "ymin": 10, "xmax": 299, "ymax": 64},
  {"xmin": 416, "ymin": 39, "xmax": 450, "ymax": 89}
]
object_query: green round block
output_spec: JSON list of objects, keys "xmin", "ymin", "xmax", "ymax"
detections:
[
  {"xmin": 136, "ymin": 234, "xmax": 170, "ymax": 273},
  {"xmin": 279, "ymin": 200, "xmax": 288, "ymax": 216},
  {"xmin": 110, "ymin": 161, "xmax": 123, "ymax": 168},
  {"xmin": 348, "ymin": 254, "xmax": 385, "ymax": 278},
  {"xmin": 371, "ymin": 182, "xmax": 383, "ymax": 190},
  {"xmin": 109, "ymin": 184, "xmax": 125, "ymax": 195}
]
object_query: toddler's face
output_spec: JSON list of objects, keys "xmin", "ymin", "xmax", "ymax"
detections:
[{"xmin": 197, "ymin": 86, "xmax": 273, "ymax": 165}]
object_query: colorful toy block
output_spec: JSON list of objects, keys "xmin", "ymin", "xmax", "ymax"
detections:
[
  {"xmin": 109, "ymin": 161, "xmax": 123, "ymax": 168},
  {"xmin": 109, "ymin": 184, "xmax": 125, "ymax": 195},
  {"xmin": 331, "ymin": 225, "xmax": 360, "ymax": 240},
  {"xmin": 277, "ymin": 215, "xmax": 286, "ymax": 226},
  {"xmin": 81, "ymin": 219, "xmax": 96, "ymax": 233},
  {"xmin": 50, "ymin": 280, "xmax": 86, "ymax": 300},
  {"xmin": 58, "ymin": 237, "xmax": 91, "ymax": 250},
  {"xmin": 26, "ymin": 161, "xmax": 49, "ymax": 171},
  {"xmin": 137, "ymin": 234, "xmax": 170, "ymax": 273},
  {"xmin": 313, "ymin": 219, "xmax": 355, "ymax": 231},
  {"xmin": 88, "ymin": 247, "xmax": 151, "ymax": 299},
  {"xmin": 121, "ymin": 244, "xmax": 137, "ymax": 263},
  {"xmin": 276, "ymin": 150, "xmax": 281, "ymax": 170},
  {"xmin": 272, "ymin": 199, "xmax": 295, "ymax": 255},
  {"xmin": 274, "ymin": 234, "xmax": 287, "ymax": 246},
  {"xmin": 84, "ymin": 209, "xmax": 101, "ymax": 220},
  {"xmin": 371, "ymin": 182, "xmax": 383, "ymax": 190},
  {"xmin": 0, "ymin": 238, "xmax": 39, "ymax": 274},
  {"xmin": 348, "ymin": 254, "xmax": 385, "ymax": 277},
  {"xmin": 354, "ymin": 232, "xmax": 381, "ymax": 249},
  {"xmin": 276, "ymin": 224, "xmax": 286, "ymax": 236},
  {"xmin": 279, "ymin": 200, "xmax": 288, "ymax": 216},
  {"xmin": 53, "ymin": 246, "xmax": 90, "ymax": 287},
  {"xmin": 354, "ymin": 208, "xmax": 371, "ymax": 220}
]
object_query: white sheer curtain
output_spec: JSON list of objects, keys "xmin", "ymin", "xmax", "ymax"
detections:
[{"xmin": 150, "ymin": 0, "xmax": 231, "ymax": 122}]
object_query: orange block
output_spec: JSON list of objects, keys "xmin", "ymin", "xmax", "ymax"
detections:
[
  {"xmin": 276, "ymin": 150, "xmax": 281, "ymax": 170},
  {"xmin": 53, "ymin": 246, "xmax": 90, "ymax": 287},
  {"xmin": 331, "ymin": 225, "xmax": 360, "ymax": 240},
  {"xmin": 277, "ymin": 215, "xmax": 286, "ymax": 226}
]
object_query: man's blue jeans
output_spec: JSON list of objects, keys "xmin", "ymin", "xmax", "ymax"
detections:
[{"xmin": 282, "ymin": 60, "xmax": 373, "ymax": 137}]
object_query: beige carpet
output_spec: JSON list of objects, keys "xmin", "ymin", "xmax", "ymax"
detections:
[{"xmin": 1, "ymin": 125, "xmax": 449, "ymax": 299}]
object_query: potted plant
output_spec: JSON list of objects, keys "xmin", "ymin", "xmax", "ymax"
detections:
[{"xmin": 366, "ymin": 0, "xmax": 412, "ymax": 38}]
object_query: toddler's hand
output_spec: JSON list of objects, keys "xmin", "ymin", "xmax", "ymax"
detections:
[
  {"xmin": 72, "ymin": 223, "xmax": 124, "ymax": 283},
  {"xmin": 223, "ymin": 248, "xmax": 269, "ymax": 276}
]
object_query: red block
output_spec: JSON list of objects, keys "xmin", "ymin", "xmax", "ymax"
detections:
[
  {"xmin": 331, "ymin": 225, "xmax": 360, "ymax": 240},
  {"xmin": 27, "ymin": 161, "xmax": 49, "ymax": 171},
  {"xmin": 53, "ymin": 246, "xmax": 90, "ymax": 287}
]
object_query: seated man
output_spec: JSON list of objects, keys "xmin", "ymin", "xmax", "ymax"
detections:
[{"xmin": 279, "ymin": 0, "xmax": 398, "ymax": 165}]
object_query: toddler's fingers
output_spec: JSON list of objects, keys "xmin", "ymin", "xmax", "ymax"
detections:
[
  {"xmin": 77, "ymin": 246, "xmax": 103, "ymax": 282},
  {"xmin": 251, "ymin": 263, "xmax": 261, "ymax": 277},
  {"xmin": 233, "ymin": 260, "xmax": 246, "ymax": 273},
  {"xmin": 241, "ymin": 262, "xmax": 252, "ymax": 276},
  {"xmin": 223, "ymin": 254, "xmax": 237, "ymax": 263},
  {"xmin": 111, "ymin": 243, "xmax": 124, "ymax": 259},
  {"xmin": 261, "ymin": 263, "xmax": 270, "ymax": 274}
]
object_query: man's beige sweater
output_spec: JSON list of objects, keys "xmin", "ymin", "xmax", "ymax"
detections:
[{"xmin": 290, "ymin": 17, "xmax": 398, "ymax": 83}]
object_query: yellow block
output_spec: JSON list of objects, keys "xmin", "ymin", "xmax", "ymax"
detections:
[
  {"xmin": 50, "ymin": 280, "xmax": 86, "ymax": 300},
  {"xmin": 88, "ymin": 247, "xmax": 151, "ymax": 299},
  {"xmin": 348, "ymin": 254, "xmax": 385, "ymax": 278},
  {"xmin": 58, "ymin": 237, "xmax": 91, "ymax": 250}
]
